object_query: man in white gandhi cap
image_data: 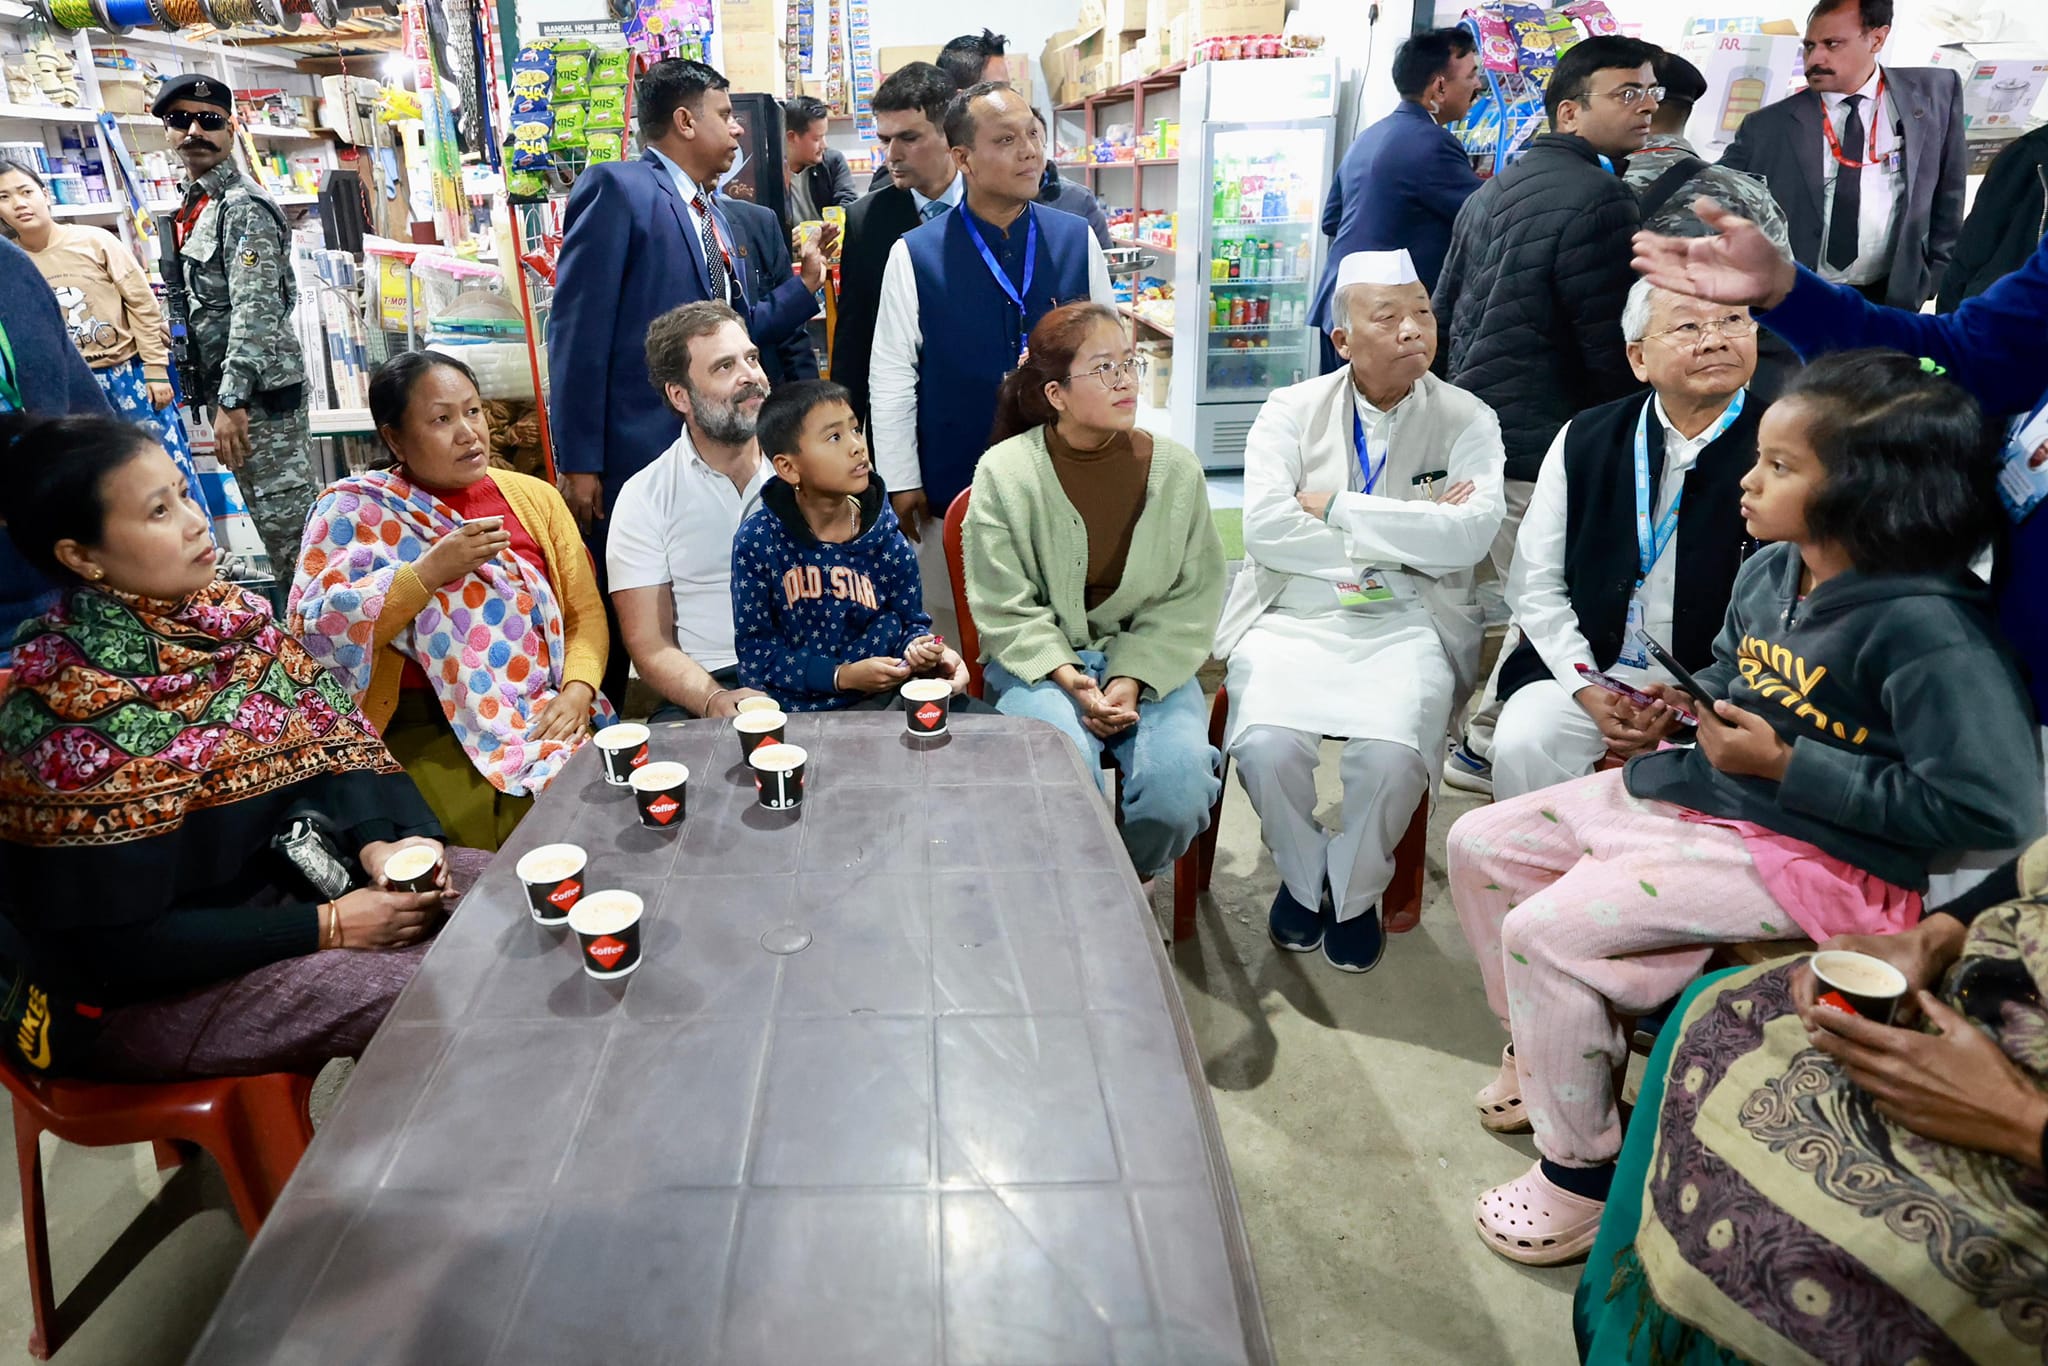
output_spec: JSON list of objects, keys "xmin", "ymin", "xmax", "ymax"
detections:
[{"xmin": 1213, "ymin": 248, "xmax": 1506, "ymax": 971}]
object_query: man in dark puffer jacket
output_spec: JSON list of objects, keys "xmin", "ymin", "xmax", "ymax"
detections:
[{"xmin": 1434, "ymin": 35, "xmax": 1661, "ymax": 789}]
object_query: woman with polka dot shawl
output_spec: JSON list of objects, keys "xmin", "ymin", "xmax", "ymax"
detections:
[{"xmin": 290, "ymin": 353, "xmax": 611, "ymax": 849}]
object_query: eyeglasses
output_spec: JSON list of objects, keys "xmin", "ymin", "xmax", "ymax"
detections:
[
  {"xmin": 1062, "ymin": 357, "xmax": 1147, "ymax": 389},
  {"xmin": 1597, "ymin": 83, "xmax": 1665, "ymax": 108},
  {"xmin": 163, "ymin": 110, "xmax": 230, "ymax": 132},
  {"xmin": 1646, "ymin": 316, "xmax": 1759, "ymax": 349}
]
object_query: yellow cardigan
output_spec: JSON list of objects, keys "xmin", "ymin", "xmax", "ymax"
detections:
[{"xmin": 359, "ymin": 469, "xmax": 608, "ymax": 734}]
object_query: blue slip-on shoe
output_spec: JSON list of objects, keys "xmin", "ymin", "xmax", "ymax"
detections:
[
  {"xmin": 1268, "ymin": 883, "xmax": 1325, "ymax": 953},
  {"xmin": 1443, "ymin": 741, "xmax": 1494, "ymax": 796},
  {"xmin": 1322, "ymin": 904, "xmax": 1386, "ymax": 973}
]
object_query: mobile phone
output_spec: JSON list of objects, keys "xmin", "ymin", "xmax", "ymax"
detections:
[
  {"xmin": 1639, "ymin": 635, "xmax": 1727, "ymax": 723},
  {"xmin": 1572, "ymin": 663, "xmax": 1703, "ymax": 724},
  {"xmin": 1574, "ymin": 663, "xmax": 1697, "ymax": 726}
]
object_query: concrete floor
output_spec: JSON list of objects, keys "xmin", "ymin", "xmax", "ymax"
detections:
[{"xmin": 0, "ymin": 756, "xmax": 1582, "ymax": 1366}]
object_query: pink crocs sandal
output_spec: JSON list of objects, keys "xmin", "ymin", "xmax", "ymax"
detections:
[
  {"xmin": 1474, "ymin": 1045, "xmax": 1531, "ymax": 1134},
  {"xmin": 1474, "ymin": 1163, "xmax": 1605, "ymax": 1266}
]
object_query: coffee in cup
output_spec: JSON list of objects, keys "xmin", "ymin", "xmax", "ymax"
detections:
[
  {"xmin": 593, "ymin": 723, "xmax": 651, "ymax": 786},
  {"xmin": 901, "ymin": 678, "xmax": 951, "ymax": 736},
  {"xmin": 749, "ymin": 742, "xmax": 808, "ymax": 810},
  {"xmin": 630, "ymin": 761, "xmax": 689, "ymax": 830},
  {"xmin": 383, "ymin": 844, "xmax": 441, "ymax": 893},
  {"xmin": 515, "ymin": 843, "xmax": 587, "ymax": 924},
  {"xmin": 901, "ymin": 675, "xmax": 954, "ymax": 733},
  {"xmin": 734, "ymin": 695, "xmax": 782, "ymax": 716},
  {"xmin": 568, "ymin": 889, "xmax": 643, "ymax": 980},
  {"xmin": 1811, "ymin": 949, "xmax": 1910, "ymax": 1025},
  {"xmin": 734, "ymin": 709, "xmax": 787, "ymax": 762}
]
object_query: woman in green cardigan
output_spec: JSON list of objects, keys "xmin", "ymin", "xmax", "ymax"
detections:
[{"xmin": 964, "ymin": 301, "xmax": 1226, "ymax": 878}]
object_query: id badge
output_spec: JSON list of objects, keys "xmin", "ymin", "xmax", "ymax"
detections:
[
  {"xmin": 1995, "ymin": 401, "xmax": 2048, "ymax": 524},
  {"xmin": 1616, "ymin": 598, "xmax": 1651, "ymax": 669},
  {"xmin": 1336, "ymin": 571, "xmax": 1395, "ymax": 607}
]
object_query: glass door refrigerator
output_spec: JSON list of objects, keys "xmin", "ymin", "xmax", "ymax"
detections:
[{"xmin": 1171, "ymin": 53, "xmax": 1339, "ymax": 469}]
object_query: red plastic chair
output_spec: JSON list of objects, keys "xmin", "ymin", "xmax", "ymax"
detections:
[
  {"xmin": 944, "ymin": 489, "xmax": 1215, "ymax": 941},
  {"xmin": 1198, "ymin": 687, "xmax": 1431, "ymax": 938},
  {"xmin": 1, "ymin": 1055, "xmax": 316, "ymax": 1358}
]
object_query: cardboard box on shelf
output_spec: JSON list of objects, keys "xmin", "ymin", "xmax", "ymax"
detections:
[
  {"xmin": 877, "ymin": 45, "xmax": 941, "ymax": 78},
  {"xmin": 1101, "ymin": 0, "xmax": 1146, "ymax": 36},
  {"xmin": 1190, "ymin": 0, "xmax": 1287, "ymax": 41},
  {"xmin": 1677, "ymin": 30, "xmax": 1801, "ymax": 152},
  {"xmin": 96, "ymin": 70, "xmax": 147, "ymax": 116},
  {"xmin": 1042, "ymin": 27, "xmax": 1081, "ymax": 93},
  {"xmin": 721, "ymin": 0, "xmax": 779, "ymax": 93},
  {"xmin": 1927, "ymin": 43, "xmax": 2048, "ymax": 135},
  {"xmin": 1146, "ymin": 0, "xmax": 1188, "ymax": 37},
  {"xmin": 1167, "ymin": 12, "xmax": 1194, "ymax": 64}
]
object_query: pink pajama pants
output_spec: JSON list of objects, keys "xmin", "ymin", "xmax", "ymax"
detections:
[{"xmin": 1447, "ymin": 768, "xmax": 1798, "ymax": 1166}]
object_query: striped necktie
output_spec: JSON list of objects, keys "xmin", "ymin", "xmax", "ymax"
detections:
[
  {"xmin": 691, "ymin": 190, "xmax": 734, "ymax": 304},
  {"xmin": 921, "ymin": 199, "xmax": 948, "ymax": 222}
]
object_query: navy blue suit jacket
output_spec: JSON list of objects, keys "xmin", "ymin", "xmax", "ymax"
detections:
[
  {"xmin": 721, "ymin": 193, "xmax": 820, "ymax": 386},
  {"xmin": 1310, "ymin": 100, "xmax": 1480, "ymax": 329},
  {"xmin": 548, "ymin": 151, "xmax": 816, "ymax": 498}
]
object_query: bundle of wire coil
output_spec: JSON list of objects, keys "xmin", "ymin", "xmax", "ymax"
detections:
[{"xmin": 39, "ymin": 0, "xmax": 327, "ymax": 30}]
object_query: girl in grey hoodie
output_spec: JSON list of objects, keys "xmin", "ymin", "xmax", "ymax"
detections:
[{"xmin": 1446, "ymin": 351, "xmax": 2044, "ymax": 1265}]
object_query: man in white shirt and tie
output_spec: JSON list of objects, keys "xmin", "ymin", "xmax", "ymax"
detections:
[
  {"xmin": 1490, "ymin": 279, "xmax": 1762, "ymax": 801},
  {"xmin": 1720, "ymin": 0, "xmax": 1964, "ymax": 311}
]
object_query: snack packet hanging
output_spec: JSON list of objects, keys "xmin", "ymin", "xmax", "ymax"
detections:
[
  {"xmin": 588, "ymin": 85, "xmax": 627, "ymax": 130},
  {"xmin": 555, "ymin": 50, "xmax": 591, "ymax": 101},
  {"xmin": 590, "ymin": 47, "xmax": 630, "ymax": 86},
  {"xmin": 551, "ymin": 101, "xmax": 587, "ymax": 148},
  {"xmin": 586, "ymin": 131, "xmax": 623, "ymax": 163},
  {"xmin": 510, "ymin": 107, "xmax": 554, "ymax": 169},
  {"xmin": 511, "ymin": 44, "xmax": 556, "ymax": 102}
]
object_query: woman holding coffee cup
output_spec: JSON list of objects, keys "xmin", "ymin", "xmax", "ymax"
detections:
[
  {"xmin": 291, "ymin": 352, "xmax": 613, "ymax": 850},
  {"xmin": 0, "ymin": 412, "xmax": 481, "ymax": 1080},
  {"xmin": 1445, "ymin": 355, "xmax": 2044, "ymax": 1265},
  {"xmin": 1577, "ymin": 841, "xmax": 2048, "ymax": 1362}
]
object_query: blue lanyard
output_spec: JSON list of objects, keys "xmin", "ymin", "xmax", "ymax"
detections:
[
  {"xmin": 1597, "ymin": 153, "xmax": 1616, "ymax": 174},
  {"xmin": 959, "ymin": 205, "xmax": 1038, "ymax": 361},
  {"xmin": 1352, "ymin": 407, "xmax": 1386, "ymax": 495},
  {"xmin": 1633, "ymin": 389, "xmax": 1746, "ymax": 584}
]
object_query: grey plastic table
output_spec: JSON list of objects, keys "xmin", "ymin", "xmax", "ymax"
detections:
[{"xmin": 187, "ymin": 711, "xmax": 1272, "ymax": 1365}]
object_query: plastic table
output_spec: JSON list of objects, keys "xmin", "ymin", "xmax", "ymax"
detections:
[{"xmin": 186, "ymin": 711, "xmax": 1273, "ymax": 1365}]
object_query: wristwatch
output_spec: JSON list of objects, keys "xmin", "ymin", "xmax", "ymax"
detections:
[{"xmin": 217, "ymin": 394, "xmax": 245, "ymax": 411}]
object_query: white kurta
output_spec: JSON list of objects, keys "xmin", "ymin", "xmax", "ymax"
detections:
[{"xmin": 1220, "ymin": 377, "xmax": 1506, "ymax": 758}]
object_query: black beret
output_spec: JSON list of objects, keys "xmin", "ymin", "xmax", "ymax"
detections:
[{"xmin": 150, "ymin": 73, "xmax": 234, "ymax": 118}]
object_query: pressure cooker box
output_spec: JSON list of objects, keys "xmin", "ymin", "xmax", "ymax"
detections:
[{"xmin": 1928, "ymin": 43, "xmax": 2048, "ymax": 135}]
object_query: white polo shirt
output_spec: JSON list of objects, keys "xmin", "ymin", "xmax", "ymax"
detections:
[{"xmin": 605, "ymin": 428, "xmax": 769, "ymax": 674}]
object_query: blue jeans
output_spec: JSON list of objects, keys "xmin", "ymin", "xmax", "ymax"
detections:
[{"xmin": 985, "ymin": 650, "xmax": 1220, "ymax": 877}]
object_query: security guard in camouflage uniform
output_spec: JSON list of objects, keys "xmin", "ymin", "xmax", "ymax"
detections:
[{"xmin": 153, "ymin": 73, "xmax": 315, "ymax": 590}]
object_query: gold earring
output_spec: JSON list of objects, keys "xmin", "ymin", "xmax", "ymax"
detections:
[{"xmin": 88, "ymin": 568, "xmax": 103, "ymax": 581}]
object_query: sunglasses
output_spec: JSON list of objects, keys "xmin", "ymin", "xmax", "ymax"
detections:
[{"xmin": 163, "ymin": 110, "xmax": 229, "ymax": 132}]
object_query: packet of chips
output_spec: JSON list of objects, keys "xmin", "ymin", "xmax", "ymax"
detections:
[
  {"xmin": 555, "ymin": 50, "xmax": 590, "ymax": 101},
  {"xmin": 551, "ymin": 101, "xmax": 587, "ymax": 149},
  {"xmin": 507, "ymin": 168, "xmax": 547, "ymax": 201},
  {"xmin": 590, "ymin": 47, "xmax": 630, "ymax": 87},
  {"xmin": 510, "ymin": 106, "xmax": 554, "ymax": 169},
  {"xmin": 588, "ymin": 85, "xmax": 627, "ymax": 130},
  {"xmin": 586, "ymin": 131, "xmax": 622, "ymax": 163},
  {"xmin": 511, "ymin": 44, "xmax": 555, "ymax": 102}
]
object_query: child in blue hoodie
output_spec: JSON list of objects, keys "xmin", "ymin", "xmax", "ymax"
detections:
[{"xmin": 731, "ymin": 380, "xmax": 970, "ymax": 712}]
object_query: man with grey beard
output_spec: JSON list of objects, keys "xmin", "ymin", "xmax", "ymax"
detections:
[{"xmin": 605, "ymin": 302, "xmax": 777, "ymax": 719}]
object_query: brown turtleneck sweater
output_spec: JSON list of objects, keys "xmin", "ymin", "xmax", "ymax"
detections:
[{"xmin": 1045, "ymin": 423, "xmax": 1152, "ymax": 610}]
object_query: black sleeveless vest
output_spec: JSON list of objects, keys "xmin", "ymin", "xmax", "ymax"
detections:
[{"xmin": 1498, "ymin": 389, "xmax": 1760, "ymax": 701}]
